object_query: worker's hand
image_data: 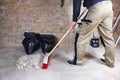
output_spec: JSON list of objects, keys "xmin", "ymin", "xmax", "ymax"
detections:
[{"xmin": 69, "ymin": 21, "xmax": 76, "ymax": 29}]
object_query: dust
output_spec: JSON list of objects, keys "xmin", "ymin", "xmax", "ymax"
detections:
[{"xmin": 16, "ymin": 54, "xmax": 43, "ymax": 71}]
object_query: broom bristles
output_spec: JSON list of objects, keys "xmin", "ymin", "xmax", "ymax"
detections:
[
  {"xmin": 42, "ymin": 63, "xmax": 48, "ymax": 69},
  {"xmin": 41, "ymin": 56, "xmax": 50, "ymax": 69}
]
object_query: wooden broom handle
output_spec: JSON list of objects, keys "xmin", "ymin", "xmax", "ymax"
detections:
[
  {"xmin": 47, "ymin": 27, "xmax": 73, "ymax": 57},
  {"xmin": 45, "ymin": 9, "xmax": 88, "ymax": 57}
]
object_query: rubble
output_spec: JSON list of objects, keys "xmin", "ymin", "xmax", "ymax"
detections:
[{"xmin": 16, "ymin": 54, "xmax": 43, "ymax": 71}]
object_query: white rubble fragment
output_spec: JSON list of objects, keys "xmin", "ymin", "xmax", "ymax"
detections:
[{"xmin": 16, "ymin": 54, "xmax": 43, "ymax": 71}]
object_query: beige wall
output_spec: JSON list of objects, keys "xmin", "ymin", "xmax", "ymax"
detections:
[
  {"xmin": 0, "ymin": 0, "xmax": 119, "ymax": 48},
  {"xmin": 0, "ymin": 0, "xmax": 74, "ymax": 48}
]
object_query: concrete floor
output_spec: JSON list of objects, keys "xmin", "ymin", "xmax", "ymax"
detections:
[{"xmin": 0, "ymin": 45, "xmax": 120, "ymax": 80}]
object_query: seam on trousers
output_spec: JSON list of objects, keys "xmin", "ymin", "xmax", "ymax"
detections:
[
  {"xmin": 98, "ymin": 27, "xmax": 106, "ymax": 47},
  {"xmin": 73, "ymin": 33, "xmax": 79, "ymax": 64}
]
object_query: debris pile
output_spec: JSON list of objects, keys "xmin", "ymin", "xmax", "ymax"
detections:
[{"xmin": 16, "ymin": 54, "xmax": 43, "ymax": 71}]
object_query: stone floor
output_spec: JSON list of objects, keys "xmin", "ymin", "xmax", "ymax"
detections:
[{"xmin": 0, "ymin": 45, "xmax": 120, "ymax": 80}]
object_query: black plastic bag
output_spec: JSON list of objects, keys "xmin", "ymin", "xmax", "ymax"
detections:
[
  {"xmin": 40, "ymin": 34, "xmax": 56, "ymax": 54},
  {"xmin": 22, "ymin": 32, "xmax": 41, "ymax": 55}
]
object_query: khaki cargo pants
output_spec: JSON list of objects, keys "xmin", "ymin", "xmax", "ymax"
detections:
[{"xmin": 75, "ymin": 0, "xmax": 115, "ymax": 67}]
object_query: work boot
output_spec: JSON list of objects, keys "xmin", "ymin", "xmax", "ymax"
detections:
[
  {"xmin": 67, "ymin": 60, "xmax": 76, "ymax": 65},
  {"xmin": 100, "ymin": 59, "xmax": 105, "ymax": 63},
  {"xmin": 67, "ymin": 60, "xmax": 84, "ymax": 66},
  {"xmin": 100, "ymin": 59, "xmax": 114, "ymax": 68}
]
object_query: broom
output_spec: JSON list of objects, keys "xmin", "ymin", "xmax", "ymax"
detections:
[
  {"xmin": 42, "ymin": 26, "xmax": 73, "ymax": 69},
  {"xmin": 41, "ymin": 9, "xmax": 88, "ymax": 69}
]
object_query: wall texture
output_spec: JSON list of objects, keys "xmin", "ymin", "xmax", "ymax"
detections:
[
  {"xmin": 0, "ymin": 0, "xmax": 73, "ymax": 48},
  {"xmin": 0, "ymin": 0, "xmax": 120, "ymax": 48},
  {"xmin": 112, "ymin": 0, "xmax": 120, "ymax": 45}
]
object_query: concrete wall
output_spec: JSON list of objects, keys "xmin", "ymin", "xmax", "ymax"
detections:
[
  {"xmin": 112, "ymin": 0, "xmax": 120, "ymax": 45},
  {"xmin": 0, "ymin": 0, "xmax": 120, "ymax": 48},
  {"xmin": 0, "ymin": 0, "xmax": 73, "ymax": 48}
]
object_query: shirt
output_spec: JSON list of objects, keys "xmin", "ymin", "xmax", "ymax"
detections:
[{"xmin": 73, "ymin": 0, "xmax": 105, "ymax": 22}]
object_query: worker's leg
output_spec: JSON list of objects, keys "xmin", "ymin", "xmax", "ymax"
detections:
[
  {"xmin": 76, "ymin": 1, "xmax": 112, "ymax": 65},
  {"xmin": 76, "ymin": 20, "xmax": 97, "ymax": 65},
  {"xmin": 97, "ymin": 6, "xmax": 115, "ymax": 68}
]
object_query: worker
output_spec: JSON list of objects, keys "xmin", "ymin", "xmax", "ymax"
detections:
[{"xmin": 67, "ymin": 0, "xmax": 115, "ymax": 68}]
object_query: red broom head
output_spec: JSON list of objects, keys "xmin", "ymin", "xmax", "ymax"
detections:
[
  {"xmin": 41, "ymin": 56, "xmax": 50, "ymax": 69},
  {"xmin": 42, "ymin": 63, "xmax": 48, "ymax": 69}
]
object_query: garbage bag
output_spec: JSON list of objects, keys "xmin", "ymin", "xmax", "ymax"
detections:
[
  {"xmin": 40, "ymin": 34, "xmax": 56, "ymax": 54},
  {"xmin": 22, "ymin": 32, "xmax": 41, "ymax": 55}
]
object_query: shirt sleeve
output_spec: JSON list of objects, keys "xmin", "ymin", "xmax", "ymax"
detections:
[{"xmin": 73, "ymin": 0, "xmax": 82, "ymax": 22}]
